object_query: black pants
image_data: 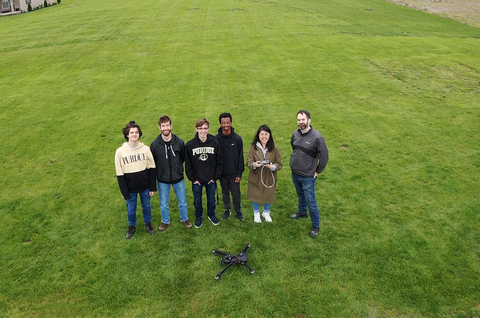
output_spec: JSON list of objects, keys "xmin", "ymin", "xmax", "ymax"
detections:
[{"xmin": 219, "ymin": 177, "xmax": 242, "ymax": 213}]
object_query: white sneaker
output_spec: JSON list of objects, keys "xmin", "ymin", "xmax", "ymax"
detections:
[
  {"xmin": 254, "ymin": 212, "xmax": 262, "ymax": 223},
  {"xmin": 262, "ymin": 212, "xmax": 272, "ymax": 222}
]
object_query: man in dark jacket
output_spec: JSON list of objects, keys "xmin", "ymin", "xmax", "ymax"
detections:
[
  {"xmin": 185, "ymin": 118, "xmax": 223, "ymax": 228},
  {"xmin": 215, "ymin": 113, "xmax": 245, "ymax": 221},
  {"xmin": 151, "ymin": 115, "xmax": 192, "ymax": 231},
  {"xmin": 289, "ymin": 110, "xmax": 329, "ymax": 238}
]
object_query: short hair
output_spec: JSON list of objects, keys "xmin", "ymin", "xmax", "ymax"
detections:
[
  {"xmin": 297, "ymin": 110, "xmax": 311, "ymax": 120},
  {"xmin": 252, "ymin": 124, "xmax": 275, "ymax": 152},
  {"xmin": 219, "ymin": 112, "xmax": 232, "ymax": 124},
  {"xmin": 195, "ymin": 118, "xmax": 209, "ymax": 128},
  {"xmin": 122, "ymin": 120, "xmax": 143, "ymax": 141},
  {"xmin": 159, "ymin": 115, "xmax": 171, "ymax": 126}
]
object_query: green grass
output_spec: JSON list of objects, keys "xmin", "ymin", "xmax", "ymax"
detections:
[{"xmin": 0, "ymin": 0, "xmax": 479, "ymax": 316}]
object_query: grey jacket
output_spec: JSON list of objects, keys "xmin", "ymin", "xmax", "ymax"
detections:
[{"xmin": 290, "ymin": 126, "xmax": 329, "ymax": 177}]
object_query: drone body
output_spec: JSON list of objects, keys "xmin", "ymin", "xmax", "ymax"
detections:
[{"xmin": 213, "ymin": 244, "xmax": 255, "ymax": 279}]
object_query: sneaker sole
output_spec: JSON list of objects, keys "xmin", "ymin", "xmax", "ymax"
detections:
[{"xmin": 208, "ymin": 217, "xmax": 219, "ymax": 225}]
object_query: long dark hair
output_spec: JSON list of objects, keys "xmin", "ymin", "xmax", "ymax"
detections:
[{"xmin": 252, "ymin": 124, "xmax": 275, "ymax": 152}]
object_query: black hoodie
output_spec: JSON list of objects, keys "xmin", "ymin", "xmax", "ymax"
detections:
[
  {"xmin": 215, "ymin": 127, "xmax": 244, "ymax": 179},
  {"xmin": 150, "ymin": 133, "xmax": 186, "ymax": 184},
  {"xmin": 185, "ymin": 133, "xmax": 222, "ymax": 183}
]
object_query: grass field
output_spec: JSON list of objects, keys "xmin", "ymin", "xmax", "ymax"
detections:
[{"xmin": 0, "ymin": 0, "xmax": 479, "ymax": 316}]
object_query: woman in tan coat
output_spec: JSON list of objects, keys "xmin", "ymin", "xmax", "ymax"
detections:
[{"xmin": 246, "ymin": 125, "xmax": 282, "ymax": 223}]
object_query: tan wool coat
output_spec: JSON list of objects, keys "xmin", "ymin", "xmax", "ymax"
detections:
[{"xmin": 246, "ymin": 144, "xmax": 282, "ymax": 204}]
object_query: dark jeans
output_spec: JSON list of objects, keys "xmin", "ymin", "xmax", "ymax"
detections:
[
  {"xmin": 219, "ymin": 177, "xmax": 242, "ymax": 212},
  {"xmin": 292, "ymin": 172, "xmax": 320, "ymax": 227},
  {"xmin": 192, "ymin": 181, "xmax": 217, "ymax": 219}
]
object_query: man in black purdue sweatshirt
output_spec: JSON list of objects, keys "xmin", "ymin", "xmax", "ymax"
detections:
[{"xmin": 185, "ymin": 118, "xmax": 223, "ymax": 228}]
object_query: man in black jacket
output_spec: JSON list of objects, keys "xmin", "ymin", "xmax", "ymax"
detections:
[
  {"xmin": 151, "ymin": 115, "xmax": 192, "ymax": 231},
  {"xmin": 215, "ymin": 113, "xmax": 245, "ymax": 221},
  {"xmin": 185, "ymin": 118, "xmax": 223, "ymax": 228}
]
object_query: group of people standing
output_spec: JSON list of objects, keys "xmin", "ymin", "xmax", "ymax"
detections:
[{"xmin": 114, "ymin": 110, "xmax": 328, "ymax": 239}]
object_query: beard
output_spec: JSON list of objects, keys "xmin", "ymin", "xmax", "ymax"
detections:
[
  {"xmin": 298, "ymin": 124, "xmax": 308, "ymax": 130},
  {"xmin": 162, "ymin": 130, "xmax": 171, "ymax": 137}
]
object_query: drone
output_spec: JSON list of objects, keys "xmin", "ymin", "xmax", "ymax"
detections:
[{"xmin": 212, "ymin": 244, "xmax": 255, "ymax": 279}]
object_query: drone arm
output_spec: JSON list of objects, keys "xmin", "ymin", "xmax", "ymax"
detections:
[
  {"xmin": 213, "ymin": 249, "xmax": 229, "ymax": 256},
  {"xmin": 243, "ymin": 262, "xmax": 255, "ymax": 274},
  {"xmin": 215, "ymin": 262, "xmax": 234, "ymax": 279},
  {"xmin": 242, "ymin": 244, "xmax": 251, "ymax": 253}
]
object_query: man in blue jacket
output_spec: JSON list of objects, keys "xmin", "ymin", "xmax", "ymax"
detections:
[
  {"xmin": 151, "ymin": 115, "xmax": 192, "ymax": 231},
  {"xmin": 289, "ymin": 110, "xmax": 329, "ymax": 238},
  {"xmin": 215, "ymin": 113, "xmax": 245, "ymax": 221}
]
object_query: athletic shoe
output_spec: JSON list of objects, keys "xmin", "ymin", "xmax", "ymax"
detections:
[
  {"xmin": 158, "ymin": 222, "xmax": 169, "ymax": 232},
  {"xmin": 310, "ymin": 227, "xmax": 320, "ymax": 238},
  {"xmin": 144, "ymin": 222, "xmax": 155, "ymax": 235},
  {"xmin": 262, "ymin": 212, "xmax": 272, "ymax": 223},
  {"xmin": 236, "ymin": 211, "xmax": 244, "ymax": 221},
  {"xmin": 221, "ymin": 209, "xmax": 231, "ymax": 220},
  {"xmin": 290, "ymin": 213, "xmax": 308, "ymax": 219},
  {"xmin": 126, "ymin": 225, "xmax": 136, "ymax": 239},
  {"xmin": 208, "ymin": 214, "xmax": 220, "ymax": 225},
  {"xmin": 254, "ymin": 213, "xmax": 261, "ymax": 223},
  {"xmin": 194, "ymin": 217, "xmax": 202, "ymax": 228},
  {"xmin": 182, "ymin": 220, "xmax": 193, "ymax": 229}
]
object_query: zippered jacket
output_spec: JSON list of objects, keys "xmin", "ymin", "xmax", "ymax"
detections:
[
  {"xmin": 290, "ymin": 126, "xmax": 329, "ymax": 177},
  {"xmin": 185, "ymin": 133, "xmax": 223, "ymax": 183},
  {"xmin": 115, "ymin": 142, "xmax": 157, "ymax": 200},
  {"xmin": 150, "ymin": 133, "xmax": 185, "ymax": 184},
  {"xmin": 215, "ymin": 127, "xmax": 245, "ymax": 179}
]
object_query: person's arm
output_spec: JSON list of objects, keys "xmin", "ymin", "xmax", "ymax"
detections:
[
  {"xmin": 114, "ymin": 151, "xmax": 130, "ymax": 200},
  {"xmin": 146, "ymin": 148, "xmax": 157, "ymax": 193},
  {"xmin": 235, "ymin": 137, "xmax": 245, "ymax": 182},
  {"xmin": 316, "ymin": 137, "xmax": 329, "ymax": 175},
  {"xmin": 214, "ymin": 142, "xmax": 223, "ymax": 181}
]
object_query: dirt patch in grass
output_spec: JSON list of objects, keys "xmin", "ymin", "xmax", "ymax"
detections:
[{"xmin": 382, "ymin": 0, "xmax": 480, "ymax": 28}]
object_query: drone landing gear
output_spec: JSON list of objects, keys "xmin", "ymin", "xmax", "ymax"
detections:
[{"xmin": 213, "ymin": 244, "xmax": 255, "ymax": 279}]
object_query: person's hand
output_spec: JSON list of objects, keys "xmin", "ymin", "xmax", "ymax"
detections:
[
  {"xmin": 264, "ymin": 163, "xmax": 274, "ymax": 170},
  {"xmin": 194, "ymin": 180, "xmax": 201, "ymax": 185},
  {"xmin": 314, "ymin": 172, "xmax": 318, "ymax": 179},
  {"xmin": 149, "ymin": 191, "xmax": 157, "ymax": 197},
  {"xmin": 235, "ymin": 177, "xmax": 242, "ymax": 183},
  {"xmin": 208, "ymin": 179, "xmax": 215, "ymax": 184},
  {"xmin": 253, "ymin": 161, "xmax": 262, "ymax": 168}
]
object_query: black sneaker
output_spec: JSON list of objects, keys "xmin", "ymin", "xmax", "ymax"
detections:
[
  {"xmin": 126, "ymin": 225, "xmax": 136, "ymax": 239},
  {"xmin": 310, "ymin": 227, "xmax": 320, "ymax": 238},
  {"xmin": 290, "ymin": 213, "xmax": 308, "ymax": 219},
  {"xmin": 221, "ymin": 209, "xmax": 231, "ymax": 220},
  {"xmin": 144, "ymin": 222, "xmax": 155, "ymax": 235},
  {"xmin": 236, "ymin": 211, "xmax": 244, "ymax": 221},
  {"xmin": 208, "ymin": 214, "xmax": 220, "ymax": 225},
  {"xmin": 194, "ymin": 217, "xmax": 202, "ymax": 228}
]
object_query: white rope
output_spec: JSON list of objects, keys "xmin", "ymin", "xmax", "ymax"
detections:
[{"xmin": 260, "ymin": 165, "xmax": 275, "ymax": 188}]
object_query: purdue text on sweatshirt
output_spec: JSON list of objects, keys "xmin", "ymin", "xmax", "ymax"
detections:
[
  {"xmin": 185, "ymin": 133, "xmax": 223, "ymax": 184},
  {"xmin": 115, "ymin": 142, "xmax": 157, "ymax": 200}
]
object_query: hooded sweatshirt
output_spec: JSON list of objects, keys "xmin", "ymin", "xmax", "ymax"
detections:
[
  {"xmin": 115, "ymin": 142, "xmax": 157, "ymax": 200},
  {"xmin": 185, "ymin": 133, "xmax": 223, "ymax": 183},
  {"xmin": 215, "ymin": 127, "xmax": 245, "ymax": 179},
  {"xmin": 150, "ymin": 133, "xmax": 185, "ymax": 184}
]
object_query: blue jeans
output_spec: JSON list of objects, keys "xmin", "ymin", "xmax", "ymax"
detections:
[
  {"xmin": 252, "ymin": 202, "xmax": 271, "ymax": 212},
  {"xmin": 292, "ymin": 173, "xmax": 320, "ymax": 227},
  {"xmin": 125, "ymin": 189, "xmax": 152, "ymax": 226},
  {"xmin": 158, "ymin": 180, "xmax": 189, "ymax": 224},
  {"xmin": 192, "ymin": 181, "xmax": 217, "ymax": 219}
]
